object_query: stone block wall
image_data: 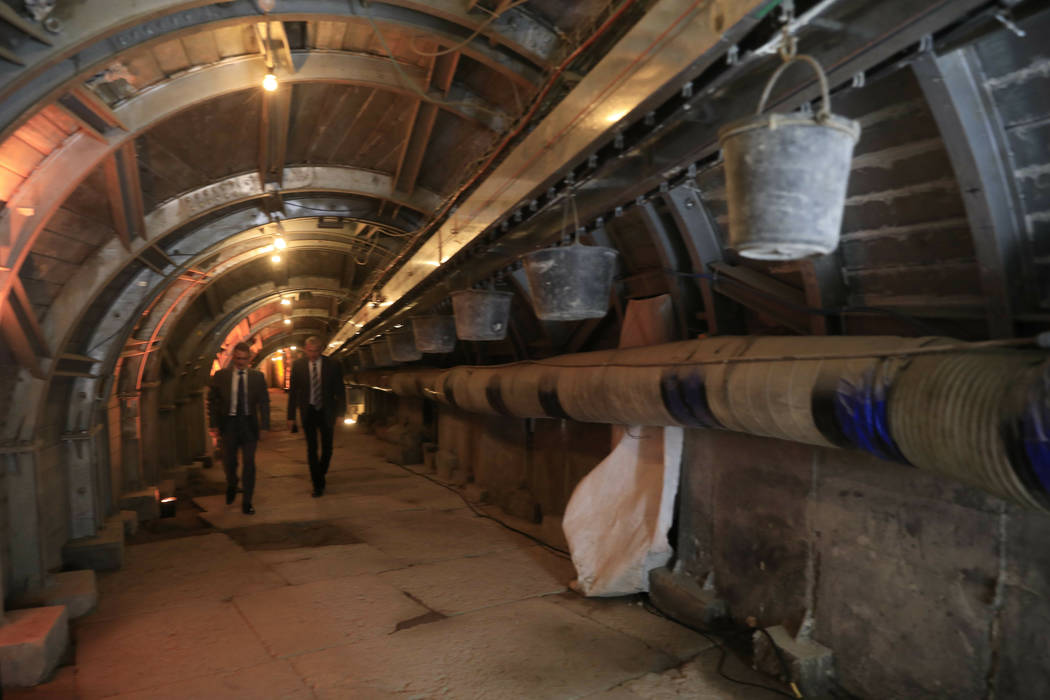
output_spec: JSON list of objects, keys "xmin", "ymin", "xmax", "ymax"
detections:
[{"xmin": 679, "ymin": 428, "xmax": 1050, "ymax": 699}]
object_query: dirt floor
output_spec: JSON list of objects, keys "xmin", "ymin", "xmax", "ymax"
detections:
[{"xmin": 11, "ymin": 391, "xmax": 789, "ymax": 699}]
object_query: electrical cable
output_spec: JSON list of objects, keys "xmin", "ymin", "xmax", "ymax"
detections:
[
  {"xmin": 387, "ymin": 455, "xmax": 572, "ymax": 559},
  {"xmin": 641, "ymin": 600, "xmax": 801, "ymax": 698}
]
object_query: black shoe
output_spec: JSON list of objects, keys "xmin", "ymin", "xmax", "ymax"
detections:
[
  {"xmin": 242, "ymin": 504, "xmax": 255, "ymax": 515},
  {"xmin": 225, "ymin": 489, "xmax": 236, "ymax": 505},
  {"xmin": 311, "ymin": 489, "xmax": 323, "ymax": 498}
]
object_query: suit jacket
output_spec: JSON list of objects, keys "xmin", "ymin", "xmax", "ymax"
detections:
[
  {"xmin": 287, "ymin": 355, "xmax": 345, "ymax": 424},
  {"xmin": 208, "ymin": 367, "xmax": 271, "ymax": 436}
]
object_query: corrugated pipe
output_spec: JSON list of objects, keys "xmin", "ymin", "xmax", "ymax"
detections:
[{"xmin": 348, "ymin": 336, "xmax": 1050, "ymax": 511}]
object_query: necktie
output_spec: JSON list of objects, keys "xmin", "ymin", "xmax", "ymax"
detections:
[
  {"xmin": 310, "ymin": 360, "xmax": 321, "ymax": 408},
  {"xmin": 236, "ymin": 370, "xmax": 246, "ymax": 416}
]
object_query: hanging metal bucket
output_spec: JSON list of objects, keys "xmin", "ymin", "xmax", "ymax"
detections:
[
  {"xmin": 371, "ymin": 341, "xmax": 397, "ymax": 367},
  {"xmin": 451, "ymin": 289, "xmax": 513, "ymax": 341},
  {"xmin": 386, "ymin": 332, "xmax": 422, "ymax": 362},
  {"xmin": 522, "ymin": 243, "xmax": 618, "ymax": 321},
  {"xmin": 412, "ymin": 315, "xmax": 457, "ymax": 354},
  {"xmin": 718, "ymin": 54, "xmax": 861, "ymax": 260}
]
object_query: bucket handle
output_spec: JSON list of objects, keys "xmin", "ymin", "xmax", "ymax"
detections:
[{"xmin": 755, "ymin": 54, "xmax": 833, "ymax": 123}]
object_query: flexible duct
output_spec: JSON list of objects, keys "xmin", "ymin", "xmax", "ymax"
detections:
[{"xmin": 347, "ymin": 336, "xmax": 1049, "ymax": 511}]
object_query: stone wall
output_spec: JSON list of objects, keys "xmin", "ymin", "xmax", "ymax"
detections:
[{"xmin": 678, "ymin": 428, "xmax": 1050, "ymax": 699}]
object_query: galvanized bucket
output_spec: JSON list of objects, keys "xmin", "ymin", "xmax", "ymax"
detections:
[
  {"xmin": 386, "ymin": 332, "xmax": 422, "ymax": 362},
  {"xmin": 451, "ymin": 289, "xmax": 513, "ymax": 341},
  {"xmin": 522, "ymin": 243, "xmax": 618, "ymax": 321},
  {"xmin": 412, "ymin": 315, "xmax": 457, "ymax": 353},
  {"xmin": 718, "ymin": 54, "xmax": 860, "ymax": 260}
]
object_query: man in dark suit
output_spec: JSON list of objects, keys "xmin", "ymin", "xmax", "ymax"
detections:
[
  {"xmin": 208, "ymin": 342, "xmax": 270, "ymax": 515},
  {"xmin": 287, "ymin": 335, "xmax": 345, "ymax": 497}
]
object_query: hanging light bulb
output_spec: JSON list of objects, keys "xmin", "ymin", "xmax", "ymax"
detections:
[
  {"xmin": 274, "ymin": 235, "xmax": 287, "ymax": 250},
  {"xmin": 283, "ymin": 318, "xmax": 291, "ymax": 325},
  {"xmin": 280, "ymin": 298, "xmax": 291, "ymax": 306},
  {"xmin": 271, "ymin": 254, "xmax": 281, "ymax": 263},
  {"xmin": 262, "ymin": 73, "xmax": 278, "ymax": 92}
]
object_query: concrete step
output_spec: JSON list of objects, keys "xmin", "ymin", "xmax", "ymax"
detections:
[
  {"xmin": 119, "ymin": 488, "xmax": 159, "ymax": 522},
  {"xmin": 0, "ymin": 606, "xmax": 69, "ymax": 687},
  {"xmin": 9, "ymin": 570, "xmax": 98, "ymax": 620},
  {"xmin": 62, "ymin": 516, "xmax": 124, "ymax": 572},
  {"xmin": 120, "ymin": 509, "xmax": 138, "ymax": 537}
]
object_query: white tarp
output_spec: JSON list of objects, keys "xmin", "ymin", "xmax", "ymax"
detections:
[{"xmin": 563, "ymin": 425, "xmax": 683, "ymax": 596}]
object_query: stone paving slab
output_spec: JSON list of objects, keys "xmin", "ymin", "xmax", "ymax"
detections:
[
  {"xmin": 291, "ymin": 596, "xmax": 676, "ymax": 699},
  {"xmin": 91, "ymin": 534, "xmax": 286, "ymax": 621},
  {"xmin": 74, "ymin": 600, "xmax": 271, "ymax": 699},
  {"xmin": 108, "ymin": 659, "xmax": 313, "ymax": 700},
  {"xmin": 379, "ymin": 545, "xmax": 575, "ymax": 615},
  {"xmin": 233, "ymin": 573, "xmax": 428, "ymax": 658},
  {"xmin": 547, "ymin": 592, "xmax": 714, "ymax": 662},
  {"xmin": 341, "ymin": 508, "xmax": 530, "ymax": 564},
  {"xmin": 584, "ymin": 645, "xmax": 788, "ymax": 699},
  {"xmin": 251, "ymin": 543, "xmax": 406, "ymax": 584}
]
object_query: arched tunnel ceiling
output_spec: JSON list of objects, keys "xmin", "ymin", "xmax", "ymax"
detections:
[{"xmin": 1, "ymin": 0, "xmax": 1047, "ymax": 433}]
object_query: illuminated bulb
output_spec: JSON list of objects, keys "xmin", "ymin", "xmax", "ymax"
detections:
[
  {"xmin": 280, "ymin": 298, "xmax": 291, "ymax": 306},
  {"xmin": 290, "ymin": 345, "xmax": 297, "ymax": 350},
  {"xmin": 283, "ymin": 318, "xmax": 291, "ymax": 325},
  {"xmin": 274, "ymin": 236, "xmax": 287, "ymax": 249},
  {"xmin": 262, "ymin": 73, "xmax": 278, "ymax": 92},
  {"xmin": 344, "ymin": 417, "xmax": 356, "ymax": 425},
  {"xmin": 271, "ymin": 254, "xmax": 281, "ymax": 263}
]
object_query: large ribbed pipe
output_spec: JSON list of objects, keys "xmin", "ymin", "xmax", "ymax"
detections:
[{"xmin": 347, "ymin": 336, "xmax": 1049, "ymax": 511}]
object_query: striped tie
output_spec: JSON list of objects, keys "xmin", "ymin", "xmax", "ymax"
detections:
[{"xmin": 310, "ymin": 360, "xmax": 321, "ymax": 408}]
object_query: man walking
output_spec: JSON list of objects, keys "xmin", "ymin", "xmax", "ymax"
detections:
[
  {"xmin": 287, "ymin": 336, "xmax": 345, "ymax": 496},
  {"xmin": 208, "ymin": 342, "xmax": 270, "ymax": 515}
]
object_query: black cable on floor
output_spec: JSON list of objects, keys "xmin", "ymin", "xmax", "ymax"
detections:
[
  {"xmin": 389, "ymin": 459, "xmax": 572, "ymax": 559},
  {"xmin": 641, "ymin": 599, "xmax": 801, "ymax": 699}
]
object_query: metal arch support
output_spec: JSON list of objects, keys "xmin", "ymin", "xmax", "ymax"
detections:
[
  {"xmin": 0, "ymin": 0, "xmax": 550, "ymax": 139},
  {"xmin": 637, "ymin": 200, "xmax": 699, "ymax": 340},
  {"xmin": 913, "ymin": 50, "xmax": 1026, "ymax": 338},
  {"xmin": 662, "ymin": 183, "xmax": 730, "ymax": 335},
  {"xmin": 41, "ymin": 171, "xmax": 420, "ymax": 371},
  {"xmin": 0, "ymin": 51, "xmax": 488, "ymax": 331}
]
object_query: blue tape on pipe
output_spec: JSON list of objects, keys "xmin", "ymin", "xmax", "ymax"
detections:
[
  {"xmin": 834, "ymin": 362, "xmax": 908, "ymax": 463},
  {"xmin": 1022, "ymin": 365, "xmax": 1050, "ymax": 494}
]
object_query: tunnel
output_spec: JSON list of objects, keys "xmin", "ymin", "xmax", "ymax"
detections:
[{"xmin": 0, "ymin": 0, "xmax": 1049, "ymax": 697}]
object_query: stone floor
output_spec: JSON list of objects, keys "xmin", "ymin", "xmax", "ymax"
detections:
[{"xmin": 13, "ymin": 397, "xmax": 785, "ymax": 699}]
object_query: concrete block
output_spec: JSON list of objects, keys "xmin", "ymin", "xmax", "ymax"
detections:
[
  {"xmin": 120, "ymin": 509, "xmax": 138, "ymax": 536},
  {"xmin": 648, "ymin": 567, "xmax": 729, "ymax": 626},
  {"xmin": 158, "ymin": 478, "xmax": 176, "ymax": 498},
  {"xmin": 120, "ymin": 487, "xmax": 159, "ymax": 522},
  {"xmin": 0, "ymin": 606, "xmax": 69, "ymax": 687},
  {"xmin": 435, "ymin": 451, "xmax": 458, "ymax": 481},
  {"xmin": 506, "ymin": 488, "xmax": 540, "ymax": 523},
  {"xmin": 753, "ymin": 624, "xmax": 834, "ymax": 696},
  {"xmin": 10, "ymin": 570, "xmax": 98, "ymax": 620},
  {"xmin": 161, "ymin": 466, "xmax": 190, "ymax": 489},
  {"xmin": 62, "ymin": 516, "xmax": 124, "ymax": 571}
]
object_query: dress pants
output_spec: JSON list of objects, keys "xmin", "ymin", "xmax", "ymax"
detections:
[
  {"xmin": 222, "ymin": 415, "xmax": 258, "ymax": 506},
  {"xmin": 302, "ymin": 405, "xmax": 334, "ymax": 491}
]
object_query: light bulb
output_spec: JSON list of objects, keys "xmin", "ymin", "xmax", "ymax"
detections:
[
  {"xmin": 280, "ymin": 298, "xmax": 291, "ymax": 306},
  {"xmin": 290, "ymin": 345, "xmax": 297, "ymax": 350},
  {"xmin": 271, "ymin": 254, "xmax": 281, "ymax": 263},
  {"xmin": 274, "ymin": 236, "xmax": 286, "ymax": 249},
  {"xmin": 262, "ymin": 73, "xmax": 278, "ymax": 92},
  {"xmin": 283, "ymin": 319, "xmax": 291, "ymax": 325}
]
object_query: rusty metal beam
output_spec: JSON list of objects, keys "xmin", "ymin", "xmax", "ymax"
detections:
[
  {"xmin": 103, "ymin": 142, "xmax": 146, "ymax": 249},
  {"xmin": 57, "ymin": 87, "xmax": 125, "ymax": 138},
  {"xmin": 1, "ymin": 277, "xmax": 49, "ymax": 378}
]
